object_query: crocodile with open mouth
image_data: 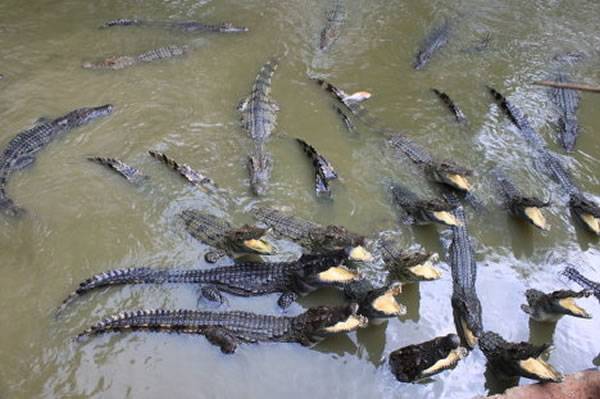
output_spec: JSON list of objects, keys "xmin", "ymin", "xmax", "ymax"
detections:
[
  {"xmin": 344, "ymin": 280, "xmax": 406, "ymax": 323},
  {"xmin": 521, "ymin": 288, "xmax": 592, "ymax": 322},
  {"xmin": 389, "ymin": 182, "xmax": 460, "ymax": 226},
  {"xmin": 378, "ymin": 239, "xmax": 442, "ymax": 282}
]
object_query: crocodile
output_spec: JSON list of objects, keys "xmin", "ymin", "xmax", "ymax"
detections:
[
  {"xmin": 100, "ymin": 18, "xmax": 248, "ymax": 33},
  {"xmin": 413, "ymin": 20, "xmax": 451, "ymax": 70},
  {"xmin": 446, "ymin": 196, "xmax": 483, "ymax": 349},
  {"xmin": 0, "ymin": 104, "xmax": 113, "ymax": 217},
  {"xmin": 478, "ymin": 331, "xmax": 563, "ymax": 382},
  {"xmin": 77, "ymin": 304, "xmax": 368, "ymax": 354},
  {"xmin": 82, "ymin": 45, "xmax": 187, "ymax": 70},
  {"xmin": 493, "ymin": 169, "xmax": 550, "ymax": 230},
  {"xmin": 432, "ymin": 89, "xmax": 467, "ymax": 124},
  {"xmin": 333, "ymin": 105, "xmax": 355, "ymax": 132},
  {"xmin": 550, "ymin": 73, "xmax": 581, "ymax": 152},
  {"xmin": 251, "ymin": 207, "xmax": 373, "ymax": 261},
  {"xmin": 379, "ymin": 239, "xmax": 442, "ymax": 282},
  {"xmin": 312, "ymin": 78, "xmax": 372, "ymax": 124},
  {"xmin": 88, "ymin": 157, "xmax": 145, "ymax": 183},
  {"xmin": 562, "ymin": 267, "xmax": 600, "ymax": 303},
  {"xmin": 296, "ymin": 138, "xmax": 337, "ymax": 196},
  {"xmin": 180, "ymin": 209, "xmax": 274, "ymax": 263},
  {"xmin": 489, "ymin": 87, "xmax": 600, "ymax": 235},
  {"xmin": 319, "ymin": 0, "xmax": 345, "ymax": 51},
  {"xmin": 247, "ymin": 144, "xmax": 273, "ymax": 196},
  {"xmin": 461, "ymin": 32, "xmax": 492, "ymax": 54},
  {"xmin": 389, "ymin": 182, "xmax": 459, "ymax": 226},
  {"xmin": 521, "ymin": 288, "xmax": 592, "ymax": 322},
  {"xmin": 148, "ymin": 150, "xmax": 215, "ymax": 190},
  {"xmin": 61, "ymin": 249, "xmax": 362, "ymax": 310},
  {"xmin": 344, "ymin": 280, "xmax": 405, "ymax": 323},
  {"xmin": 389, "ymin": 334, "xmax": 468, "ymax": 382}
]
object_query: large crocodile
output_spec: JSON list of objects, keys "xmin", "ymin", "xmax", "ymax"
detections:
[
  {"xmin": 413, "ymin": 20, "xmax": 451, "ymax": 70},
  {"xmin": 0, "ymin": 104, "xmax": 113, "ymax": 216},
  {"xmin": 489, "ymin": 87, "xmax": 600, "ymax": 235},
  {"xmin": 319, "ymin": 0, "xmax": 345, "ymax": 51},
  {"xmin": 446, "ymin": 196, "xmax": 483, "ymax": 350},
  {"xmin": 562, "ymin": 267, "xmax": 600, "ymax": 303},
  {"xmin": 296, "ymin": 138, "xmax": 337, "ymax": 196},
  {"xmin": 180, "ymin": 209, "xmax": 274, "ymax": 263},
  {"xmin": 379, "ymin": 239, "xmax": 442, "ymax": 282},
  {"xmin": 82, "ymin": 46, "xmax": 187, "ymax": 70},
  {"xmin": 61, "ymin": 249, "xmax": 362, "ymax": 309},
  {"xmin": 432, "ymin": 89, "xmax": 467, "ymax": 124},
  {"xmin": 478, "ymin": 331, "xmax": 563, "ymax": 382},
  {"xmin": 550, "ymin": 73, "xmax": 581, "ymax": 152},
  {"xmin": 77, "ymin": 304, "xmax": 368, "ymax": 354},
  {"xmin": 389, "ymin": 334, "xmax": 468, "ymax": 382},
  {"xmin": 88, "ymin": 157, "xmax": 146, "ymax": 184},
  {"xmin": 101, "ymin": 18, "xmax": 248, "ymax": 33},
  {"xmin": 521, "ymin": 288, "xmax": 592, "ymax": 322},
  {"xmin": 251, "ymin": 207, "xmax": 373, "ymax": 261},
  {"xmin": 389, "ymin": 183, "xmax": 459, "ymax": 226}
]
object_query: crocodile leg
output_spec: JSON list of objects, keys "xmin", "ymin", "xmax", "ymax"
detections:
[
  {"xmin": 277, "ymin": 291, "xmax": 298, "ymax": 309},
  {"xmin": 205, "ymin": 249, "xmax": 228, "ymax": 263},
  {"xmin": 204, "ymin": 327, "xmax": 238, "ymax": 354}
]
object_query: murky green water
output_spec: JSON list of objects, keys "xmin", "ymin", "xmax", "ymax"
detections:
[{"xmin": 1, "ymin": 0, "xmax": 600, "ymax": 398}]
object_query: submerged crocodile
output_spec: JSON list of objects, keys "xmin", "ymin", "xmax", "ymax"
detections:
[
  {"xmin": 101, "ymin": 18, "xmax": 248, "ymax": 33},
  {"xmin": 389, "ymin": 334, "xmax": 468, "ymax": 382},
  {"xmin": 344, "ymin": 280, "xmax": 405, "ymax": 322},
  {"xmin": 493, "ymin": 169, "xmax": 549, "ymax": 230},
  {"xmin": 478, "ymin": 331, "xmax": 563, "ymax": 382},
  {"xmin": 389, "ymin": 183, "xmax": 459, "ymax": 226},
  {"xmin": 414, "ymin": 20, "xmax": 451, "ymax": 70},
  {"xmin": 82, "ymin": 46, "xmax": 187, "ymax": 70},
  {"xmin": 379, "ymin": 239, "xmax": 442, "ymax": 282},
  {"xmin": 88, "ymin": 157, "xmax": 146, "ymax": 183},
  {"xmin": 148, "ymin": 150, "xmax": 216, "ymax": 191},
  {"xmin": 247, "ymin": 144, "xmax": 273, "ymax": 196},
  {"xmin": 446, "ymin": 197, "xmax": 482, "ymax": 349},
  {"xmin": 77, "ymin": 304, "xmax": 368, "ymax": 354},
  {"xmin": 489, "ymin": 87, "xmax": 600, "ymax": 235},
  {"xmin": 61, "ymin": 249, "xmax": 362, "ymax": 309},
  {"xmin": 562, "ymin": 267, "xmax": 600, "ymax": 303},
  {"xmin": 180, "ymin": 209, "xmax": 274, "ymax": 263},
  {"xmin": 296, "ymin": 138, "xmax": 337, "ymax": 196},
  {"xmin": 333, "ymin": 105, "xmax": 355, "ymax": 132},
  {"xmin": 319, "ymin": 0, "xmax": 345, "ymax": 51},
  {"xmin": 0, "ymin": 104, "xmax": 113, "ymax": 216},
  {"xmin": 521, "ymin": 288, "xmax": 592, "ymax": 322},
  {"xmin": 312, "ymin": 78, "xmax": 372, "ymax": 125},
  {"xmin": 251, "ymin": 207, "xmax": 372, "ymax": 261},
  {"xmin": 432, "ymin": 89, "xmax": 466, "ymax": 124},
  {"xmin": 461, "ymin": 33, "xmax": 492, "ymax": 54},
  {"xmin": 550, "ymin": 73, "xmax": 581, "ymax": 152}
]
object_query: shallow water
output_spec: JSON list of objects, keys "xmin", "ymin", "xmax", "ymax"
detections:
[{"xmin": 1, "ymin": 0, "xmax": 599, "ymax": 398}]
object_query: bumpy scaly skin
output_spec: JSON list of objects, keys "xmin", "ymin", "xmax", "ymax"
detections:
[
  {"xmin": 0, "ymin": 105, "xmax": 113, "ymax": 217},
  {"xmin": 319, "ymin": 0, "xmax": 345, "ymax": 51},
  {"xmin": 389, "ymin": 334, "xmax": 467, "ymax": 382},
  {"xmin": 82, "ymin": 46, "xmax": 186, "ymax": 70},
  {"xmin": 413, "ymin": 20, "xmax": 451, "ymax": 70},
  {"xmin": 77, "ymin": 304, "xmax": 368, "ymax": 353},
  {"xmin": 479, "ymin": 331, "xmax": 562, "ymax": 382},
  {"xmin": 101, "ymin": 18, "xmax": 248, "ymax": 33},
  {"xmin": 432, "ymin": 89, "xmax": 467, "ymax": 124},
  {"xmin": 550, "ymin": 73, "xmax": 581, "ymax": 152},
  {"xmin": 569, "ymin": 193, "xmax": 600, "ymax": 235},
  {"xmin": 390, "ymin": 183, "xmax": 457, "ymax": 226},
  {"xmin": 379, "ymin": 239, "xmax": 441, "ymax": 282},
  {"xmin": 240, "ymin": 60, "xmax": 279, "ymax": 142},
  {"xmin": 247, "ymin": 145, "xmax": 272, "ymax": 196},
  {"xmin": 148, "ymin": 150, "xmax": 215, "ymax": 189},
  {"xmin": 562, "ymin": 267, "xmax": 600, "ymax": 302},
  {"xmin": 521, "ymin": 288, "xmax": 592, "ymax": 322},
  {"xmin": 296, "ymin": 138, "xmax": 337, "ymax": 196},
  {"xmin": 88, "ymin": 157, "xmax": 145, "ymax": 183}
]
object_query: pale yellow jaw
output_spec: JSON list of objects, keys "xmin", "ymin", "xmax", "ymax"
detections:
[
  {"xmin": 345, "ymin": 91, "xmax": 372, "ymax": 103},
  {"xmin": 580, "ymin": 213, "xmax": 600, "ymax": 234},
  {"xmin": 243, "ymin": 239, "xmax": 274, "ymax": 254},
  {"xmin": 372, "ymin": 286, "xmax": 406, "ymax": 316},
  {"xmin": 324, "ymin": 314, "xmax": 368, "ymax": 333},
  {"xmin": 519, "ymin": 357, "xmax": 562, "ymax": 382},
  {"xmin": 558, "ymin": 297, "xmax": 591, "ymax": 318},
  {"xmin": 447, "ymin": 174, "xmax": 471, "ymax": 191},
  {"xmin": 408, "ymin": 263, "xmax": 442, "ymax": 280},
  {"xmin": 432, "ymin": 211, "xmax": 461, "ymax": 226},
  {"xmin": 460, "ymin": 319, "xmax": 478, "ymax": 348},
  {"xmin": 318, "ymin": 266, "xmax": 360, "ymax": 283},
  {"xmin": 349, "ymin": 246, "xmax": 374, "ymax": 262},
  {"xmin": 524, "ymin": 207, "xmax": 548, "ymax": 230},
  {"xmin": 421, "ymin": 347, "xmax": 468, "ymax": 377}
]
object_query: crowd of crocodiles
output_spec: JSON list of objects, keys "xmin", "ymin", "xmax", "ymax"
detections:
[{"xmin": 1, "ymin": 4, "xmax": 599, "ymax": 392}]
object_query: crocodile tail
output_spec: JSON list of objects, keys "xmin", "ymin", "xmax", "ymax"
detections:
[
  {"xmin": 562, "ymin": 267, "xmax": 599, "ymax": 292},
  {"xmin": 100, "ymin": 18, "xmax": 143, "ymax": 28},
  {"xmin": 149, "ymin": 150, "xmax": 180, "ymax": 171}
]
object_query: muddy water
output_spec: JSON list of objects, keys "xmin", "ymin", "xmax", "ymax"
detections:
[{"xmin": 1, "ymin": 0, "xmax": 600, "ymax": 398}]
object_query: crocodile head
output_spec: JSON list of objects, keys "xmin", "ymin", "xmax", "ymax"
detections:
[
  {"xmin": 569, "ymin": 193, "xmax": 600, "ymax": 235},
  {"xmin": 224, "ymin": 225, "xmax": 275, "ymax": 255},
  {"xmin": 419, "ymin": 198, "xmax": 461, "ymax": 226},
  {"xmin": 426, "ymin": 161, "xmax": 472, "ymax": 192},
  {"xmin": 295, "ymin": 257, "xmax": 363, "ymax": 292},
  {"xmin": 58, "ymin": 104, "xmax": 113, "ymax": 127},
  {"xmin": 522, "ymin": 288, "xmax": 592, "ymax": 322},
  {"xmin": 218, "ymin": 22, "xmax": 249, "ymax": 33},
  {"xmin": 293, "ymin": 304, "xmax": 368, "ymax": 345},
  {"xmin": 451, "ymin": 289, "xmax": 482, "ymax": 349},
  {"xmin": 357, "ymin": 282, "xmax": 406, "ymax": 322},
  {"xmin": 510, "ymin": 196, "xmax": 550, "ymax": 230},
  {"xmin": 389, "ymin": 334, "xmax": 468, "ymax": 382},
  {"xmin": 383, "ymin": 249, "xmax": 442, "ymax": 282},
  {"xmin": 309, "ymin": 225, "xmax": 371, "ymax": 259},
  {"xmin": 248, "ymin": 151, "xmax": 272, "ymax": 196}
]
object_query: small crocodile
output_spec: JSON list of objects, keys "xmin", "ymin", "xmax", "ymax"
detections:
[
  {"xmin": 446, "ymin": 197, "xmax": 482, "ymax": 349},
  {"xmin": 180, "ymin": 209, "xmax": 274, "ymax": 263},
  {"xmin": 296, "ymin": 138, "xmax": 337, "ymax": 196},
  {"xmin": 0, "ymin": 104, "xmax": 113, "ymax": 216},
  {"xmin": 101, "ymin": 18, "xmax": 248, "ymax": 33},
  {"xmin": 247, "ymin": 144, "xmax": 273, "ymax": 196},
  {"xmin": 251, "ymin": 207, "xmax": 373, "ymax": 261},
  {"xmin": 319, "ymin": 0, "xmax": 345, "ymax": 51},
  {"xmin": 389, "ymin": 334, "xmax": 468, "ymax": 382},
  {"xmin": 432, "ymin": 89, "xmax": 467, "ymax": 124},
  {"xmin": 389, "ymin": 183, "xmax": 459, "ymax": 226},
  {"xmin": 77, "ymin": 304, "xmax": 368, "ymax": 354},
  {"xmin": 550, "ymin": 73, "xmax": 581, "ymax": 152},
  {"xmin": 478, "ymin": 331, "xmax": 563, "ymax": 382},
  {"xmin": 414, "ymin": 20, "xmax": 451, "ymax": 70},
  {"xmin": 344, "ymin": 280, "xmax": 405, "ymax": 323},
  {"xmin": 312, "ymin": 78, "xmax": 372, "ymax": 124},
  {"xmin": 562, "ymin": 267, "xmax": 600, "ymax": 303},
  {"xmin": 88, "ymin": 157, "xmax": 146, "ymax": 183},
  {"xmin": 493, "ymin": 169, "xmax": 549, "ymax": 230},
  {"xmin": 379, "ymin": 239, "xmax": 442, "ymax": 282},
  {"xmin": 61, "ymin": 249, "xmax": 362, "ymax": 309},
  {"xmin": 521, "ymin": 288, "xmax": 592, "ymax": 322},
  {"xmin": 82, "ymin": 46, "xmax": 187, "ymax": 70},
  {"xmin": 148, "ymin": 150, "xmax": 215, "ymax": 190}
]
